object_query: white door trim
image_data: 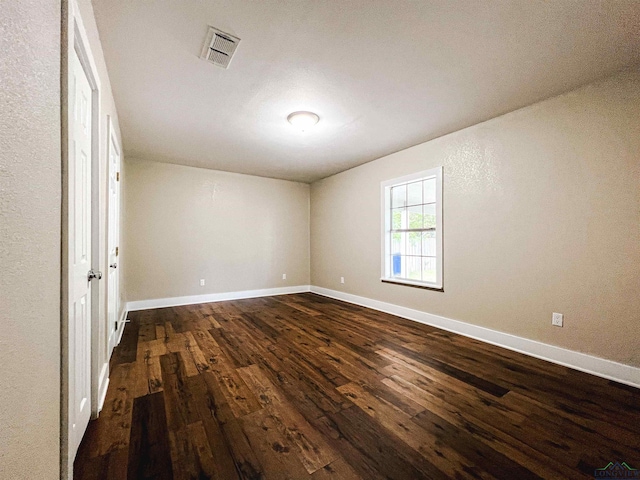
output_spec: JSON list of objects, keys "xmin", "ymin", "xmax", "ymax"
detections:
[
  {"xmin": 106, "ymin": 115, "xmax": 121, "ymax": 357},
  {"xmin": 62, "ymin": 2, "xmax": 102, "ymax": 478}
]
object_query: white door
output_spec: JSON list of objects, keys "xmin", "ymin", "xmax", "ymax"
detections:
[
  {"xmin": 69, "ymin": 47, "xmax": 94, "ymax": 459},
  {"xmin": 107, "ymin": 126, "xmax": 120, "ymax": 353}
]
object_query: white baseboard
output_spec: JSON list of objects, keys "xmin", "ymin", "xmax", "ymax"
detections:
[
  {"xmin": 97, "ymin": 362, "xmax": 110, "ymax": 413},
  {"xmin": 310, "ymin": 286, "xmax": 640, "ymax": 389},
  {"xmin": 115, "ymin": 307, "xmax": 127, "ymax": 346},
  {"xmin": 122, "ymin": 283, "xmax": 639, "ymax": 388},
  {"xmin": 126, "ymin": 285, "xmax": 311, "ymax": 311},
  {"xmin": 99, "ymin": 309, "xmax": 126, "ymax": 418}
]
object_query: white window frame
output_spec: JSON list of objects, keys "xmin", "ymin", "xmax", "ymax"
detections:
[{"xmin": 380, "ymin": 166, "xmax": 443, "ymax": 290}]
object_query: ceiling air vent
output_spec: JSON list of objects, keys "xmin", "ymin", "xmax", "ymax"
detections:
[{"xmin": 200, "ymin": 26, "xmax": 240, "ymax": 69}]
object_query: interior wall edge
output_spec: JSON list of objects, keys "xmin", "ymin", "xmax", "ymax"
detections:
[
  {"xmin": 124, "ymin": 156, "xmax": 313, "ymax": 186},
  {"xmin": 59, "ymin": 0, "xmax": 70, "ymax": 477}
]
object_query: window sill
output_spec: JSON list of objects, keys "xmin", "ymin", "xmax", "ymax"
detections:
[{"xmin": 381, "ymin": 278, "xmax": 444, "ymax": 292}]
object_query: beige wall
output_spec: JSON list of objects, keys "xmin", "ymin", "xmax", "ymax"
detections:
[
  {"xmin": 124, "ymin": 159, "xmax": 310, "ymax": 301},
  {"xmin": 0, "ymin": 0, "xmax": 61, "ymax": 478},
  {"xmin": 311, "ymin": 70, "xmax": 640, "ymax": 368}
]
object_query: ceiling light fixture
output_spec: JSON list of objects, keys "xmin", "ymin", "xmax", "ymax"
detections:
[{"xmin": 287, "ymin": 111, "xmax": 320, "ymax": 131}]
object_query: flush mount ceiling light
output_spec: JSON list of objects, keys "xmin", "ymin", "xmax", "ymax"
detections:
[{"xmin": 287, "ymin": 111, "xmax": 320, "ymax": 131}]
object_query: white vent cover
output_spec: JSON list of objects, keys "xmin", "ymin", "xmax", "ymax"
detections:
[{"xmin": 200, "ymin": 26, "xmax": 240, "ymax": 69}]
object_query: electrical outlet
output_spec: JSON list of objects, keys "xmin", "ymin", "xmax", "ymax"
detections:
[
  {"xmin": 200, "ymin": 279, "xmax": 205, "ymax": 287},
  {"xmin": 340, "ymin": 277, "xmax": 345, "ymax": 284},
  {"xmin": 282, "ymin": 273, "xmax": 286, "ymax": 280},
  {"xmin": 552, "ymin": 312, "xmax": 563, "ymax": 327}
]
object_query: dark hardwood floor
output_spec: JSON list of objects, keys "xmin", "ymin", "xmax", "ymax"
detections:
[{"xmin": 74, "ymin": 293, "xmax": 640, "ymax": 479}]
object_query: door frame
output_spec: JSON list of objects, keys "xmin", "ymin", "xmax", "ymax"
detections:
[
  {"xmin": 61, "ymin": 1, "xmax": 102, "ymax": 478},
  {"xmin": 106, "ymin": 115, "xmax": 122, "ymax": 357}
]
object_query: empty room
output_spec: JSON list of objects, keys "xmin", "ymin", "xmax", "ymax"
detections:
[{"xmin": 2, "ymin": 0, "xmax": 640, "ymax": 479}]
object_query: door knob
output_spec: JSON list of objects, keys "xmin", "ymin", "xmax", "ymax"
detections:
[
  {"xmin": 87, "ymin": 269, "xmax": 102, "ymax": 281},
  {"xmin": 110, "ymin": 263, "xmax": 117, "ymax": 269}
]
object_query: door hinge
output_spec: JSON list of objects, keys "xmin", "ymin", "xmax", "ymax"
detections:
[
  {"xmin": 116, "ymin": 246, "xmax": 119, "ymax": 256},
  {"xmin": 116, "ymin": 172, "xmax": 120, "ymax": 181}
]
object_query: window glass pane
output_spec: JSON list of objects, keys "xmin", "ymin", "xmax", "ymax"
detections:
[
  {"xmin": 422, "ymin": 231, "xmax": 436, "ymax": 256},
  {"xmin": 391, "ymin": 232, "xmax": 404, "ymax": 254},
  {"xmin": 408, "ymin": 232, "xmax": 421, "ymax": 256},
  {"xmin": 422, "ymin": 257, "xmax": 437, "ymax": 283},
  {"xmin": 391, "ymin": 185, "xmax": 407, "ymax": 208},
  {"xmin": 423, "ymin": 203, "xmax": 436, "ymax": 229},
  {"xmin": 384, "ymin": 168, "xmax": 441, "ymax": 287},
  {"xmin": 407, "ymin": 256, "xmax": 421, "ymax": 280},
  {"xmin": 392, "ymin": 208, "xmax": 405, "ymax": 230},
  {"xmin": 407, "ymin": 181, "xmax": 422, "ymax": 206},
  {"xmin": 407, "ymin": 205, "xmax": 423, "ymax": 229},
  {"xmin": 423, "ymin": 178, "xmax": 436, "ymax": 204}
]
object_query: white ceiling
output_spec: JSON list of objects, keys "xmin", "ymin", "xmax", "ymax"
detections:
[{"xmin": 92, "ymin": 0, "xmax": 640, "ymax": 183}]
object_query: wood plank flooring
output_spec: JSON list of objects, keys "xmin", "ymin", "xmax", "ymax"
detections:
[{"xmin": 75, "ymin": 293, "xmax": 640, "ymax": 479}]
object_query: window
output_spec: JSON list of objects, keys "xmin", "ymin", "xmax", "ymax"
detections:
[{"xmin": 381, "ymin": 167, "xmax": 443, "ymax": 290}]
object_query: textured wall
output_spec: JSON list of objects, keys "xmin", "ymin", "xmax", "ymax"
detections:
[
  {"xmin": 311, "ymin": 70, "xmax": 640, "ymax": 367},
  {"xmin": 124, "ymin": 160, "xmax": 310, "ymax": 301},
  {"xmin": 0, "ymin": 1, "xmax": 62, "ymax": 478}
]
